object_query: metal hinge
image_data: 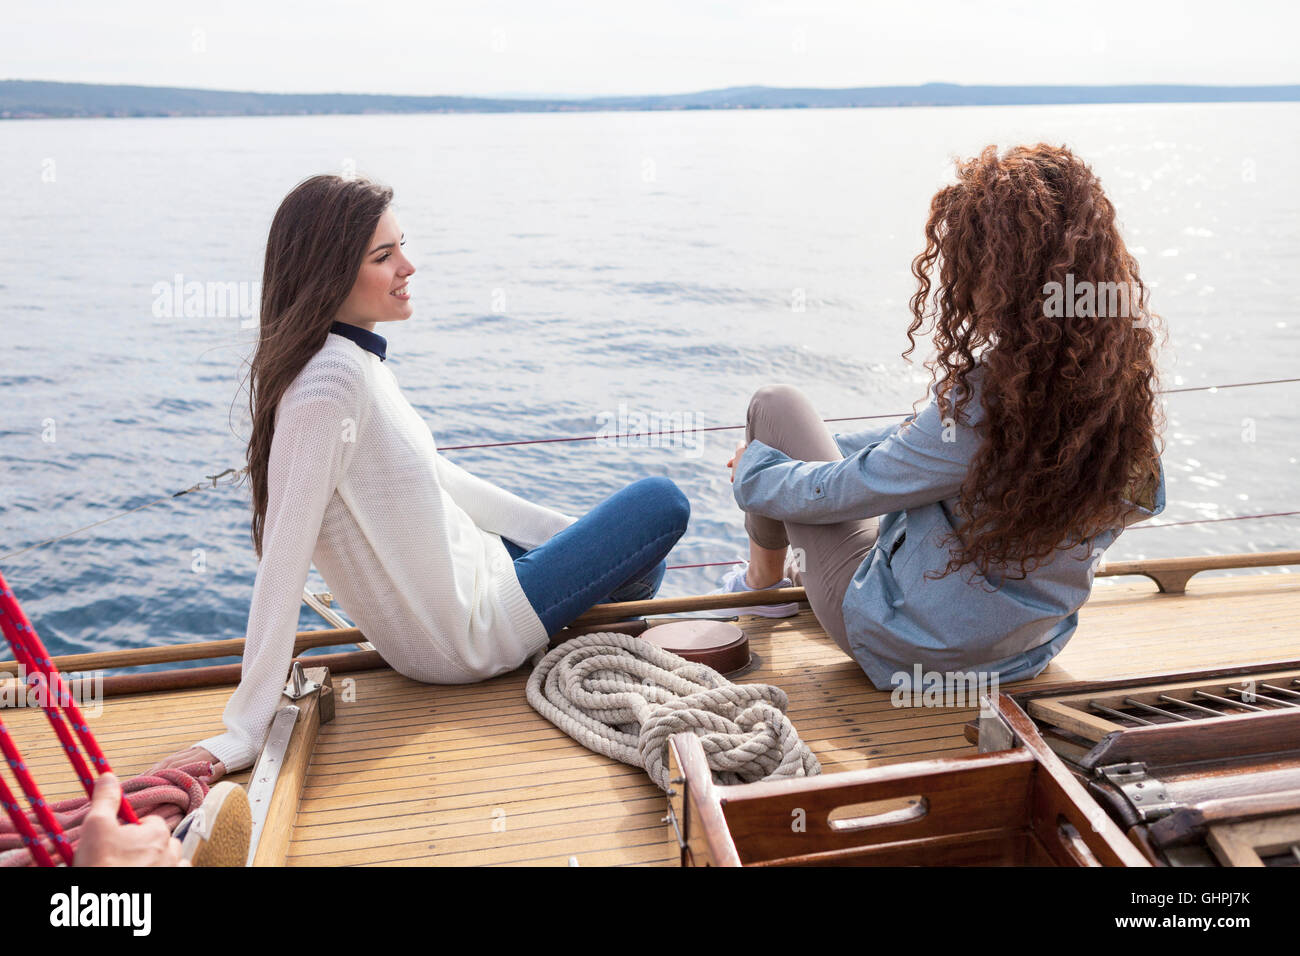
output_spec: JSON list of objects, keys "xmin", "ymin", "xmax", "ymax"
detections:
[
  {"xmin": 663, "ymin": 774, "xmax": 688, "ymax": 865},
  {"xmin": 1095, "ymin": 761, "xmax": 1178, "ymax": 822}
]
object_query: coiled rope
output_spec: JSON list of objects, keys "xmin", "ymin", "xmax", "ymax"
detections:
[{"xmin": 526, "ymin": 632, "xmax": 820, "ymax": 790}]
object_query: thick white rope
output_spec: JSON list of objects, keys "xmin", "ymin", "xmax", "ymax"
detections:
[{"xmin": 526, "ymin": 632, "xmax": 820, "ymax": 790}]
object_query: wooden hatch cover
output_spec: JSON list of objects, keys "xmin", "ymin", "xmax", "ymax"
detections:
[{"xmin": 639, "ymin": 620, "xmax": 751, "ymax": 676}]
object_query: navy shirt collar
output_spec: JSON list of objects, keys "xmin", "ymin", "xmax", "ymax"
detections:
[{"xmin": 329, "ymin": 321, "xmax": 387, "ymax": 361}]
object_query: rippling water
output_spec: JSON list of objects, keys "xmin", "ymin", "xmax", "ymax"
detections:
[{"xmin": 1, "ymin": 103, "xmax": 1297, "ymax": 660}]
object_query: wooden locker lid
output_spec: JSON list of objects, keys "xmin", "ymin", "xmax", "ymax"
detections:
[{"xmin": 641, "ymin": 620, "xmax": 750, "ymax": 676}]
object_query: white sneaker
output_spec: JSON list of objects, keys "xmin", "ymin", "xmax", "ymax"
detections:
[{"xmin": 706, "ymin": 563, "xmax": 801, "ymax": 618}]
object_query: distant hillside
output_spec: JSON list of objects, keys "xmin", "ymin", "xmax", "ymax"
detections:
[{"xmin": 3, "ymin": 79, "xmax": 1299, "ymax": 119}]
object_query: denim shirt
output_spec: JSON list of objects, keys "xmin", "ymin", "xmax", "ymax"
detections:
[{"xmin": 733, "ymin": 367, "xmax": 1166, "ymax": 690}]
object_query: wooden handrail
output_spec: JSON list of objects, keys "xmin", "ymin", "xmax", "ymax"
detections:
[
  {"xmin": 1095, "ymin": 549, "xmax": 1300, "ymax": 594},
  {"xmin": 567, "ymin": 586, "xmax": 808, "ymax": 626},
  {"xmin": 0, "ymin": 627, "xmax": 363, "ymax": 676},
  {"xmin": 0, "ymin": 649, "xmax": 383, "ymax": 704}
]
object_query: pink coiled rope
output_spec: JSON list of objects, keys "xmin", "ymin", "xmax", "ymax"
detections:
[{"xmin": 0, "ymin": 762, "xmax": 211, "ymax": 867}]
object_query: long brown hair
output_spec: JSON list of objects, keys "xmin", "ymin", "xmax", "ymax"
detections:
[
  {"xmin": 904, "ymin": 144, "xmax": 1165, "ymax": 582},
  {"xmin": 244, "ymin": 174, "xmax": 393, "ymax": 558}
]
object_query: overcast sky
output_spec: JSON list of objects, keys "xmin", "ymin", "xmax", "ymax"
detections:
[{"xmin": 5, "ymin": 0, "xmax": 1297, "ymax": 98}]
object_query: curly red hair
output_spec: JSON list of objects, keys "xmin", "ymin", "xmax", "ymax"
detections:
[{"xmin": 904, "ymin": 143, "xmax": 1166, "ymax": 582}]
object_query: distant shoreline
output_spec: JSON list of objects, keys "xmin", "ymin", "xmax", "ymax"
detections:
[{"xmin": 3, "ymin": 79, "xmax": 1299, "ymax": 120}]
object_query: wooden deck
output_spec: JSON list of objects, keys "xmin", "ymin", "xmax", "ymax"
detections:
[{"xmin": 4, "ymin": 570, "xmax": 1298, "ymax": 866}]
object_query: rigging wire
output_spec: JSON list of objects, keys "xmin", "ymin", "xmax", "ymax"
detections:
[
  {"xmin": 2, "ymin": 376, "xmax": 1297, "ymax": 564},
  {"xmin": 0, "ymin": 469, "xmax": 246, "ymax": 562},
  {"xmin": 440, "ymin": 376, "xmax": 1300, "ymax": 450}
]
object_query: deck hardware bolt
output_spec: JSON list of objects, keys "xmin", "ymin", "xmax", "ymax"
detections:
[{"xmin": 284, "ymin": 661, "xmax": 320, "ymax": 700}]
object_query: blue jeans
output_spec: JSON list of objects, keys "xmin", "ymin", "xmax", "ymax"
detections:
[{"xmin": 504, "ymin": 476, "xmax": 691, "ymax": 637}]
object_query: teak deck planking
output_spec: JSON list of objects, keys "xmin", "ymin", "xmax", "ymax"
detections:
[{"xmin": 2, "ymin": 570, "xmax": 1297, "ymax": 866}]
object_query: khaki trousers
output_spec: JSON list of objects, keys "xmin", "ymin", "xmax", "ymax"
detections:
[{"xmin": 743, "ymin": 384, "xmax": 880, "ymax": 656}]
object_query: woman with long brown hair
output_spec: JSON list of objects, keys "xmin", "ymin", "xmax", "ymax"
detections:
[
  {"xmin": 713, "ymin": 143, "xmax": 1166, "ymax": 688},
  {"xmin": 152, "ymin": 174, "xmax": 689, "ymax": 778}
]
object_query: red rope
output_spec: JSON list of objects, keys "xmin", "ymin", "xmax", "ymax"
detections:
[
  {"xmin": 1, "ymin": 662, "xmax": 95, "ymax": 791},
  {"xmin": 0, "ymin": 718, "xmax": 60, "ymax": 865},
  {"xmin": 0, "ymin": 568, "xmax": 138, "ymax": 865},
  {"xmin": 0, "ymin": 571, "xmax": 136, "ymax": 819}
]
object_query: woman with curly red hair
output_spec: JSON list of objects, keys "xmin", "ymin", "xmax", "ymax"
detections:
[{"xmin": 715, "ymin": 143, "xmax": 1167, "ymax": 689}]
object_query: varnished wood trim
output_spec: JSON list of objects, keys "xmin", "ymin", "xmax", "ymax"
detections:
[
  {"xmin": 667, "ymin": 733, "xmax": 743, "ymax": 867},
  {"xmin": 0, "ymin": 650, "xmax": 384, "ymax": 706},
  {"xmin": 1097, "ymin": 550, "xmax": 1300, "ymax": 594},
  {"xmin": 1206, "ymin": 813, "xmax": 1300, "ymax": 867},
  {"xmin": 252, "ymin": 667, "xmax": 331, "ymax": 867},
  {"xmin": 1012, "ymin": 658, "xmax": 1300, "ymax": 703},
  {"xmin": 1077, "ymin": 707, "xmax": 1300, "ymax": 770},
  {"xmin": 0, "ymin": 626, "xmax": 365, "ymax": 675},
  {"xmin": 996, "ymin": 694, "xmax": 1151, "ymax": 867}
]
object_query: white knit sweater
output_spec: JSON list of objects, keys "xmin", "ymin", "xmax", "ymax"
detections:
[{"xmin": 198, "ymin": 332, "xmax": 575, "ymax": 772}]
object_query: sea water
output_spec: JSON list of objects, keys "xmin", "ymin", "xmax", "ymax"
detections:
[{"xmin": 1, "ymin": 103, "xmax": 1297, "ymax": 657}]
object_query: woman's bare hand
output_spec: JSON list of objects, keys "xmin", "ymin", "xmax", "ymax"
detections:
[
  {"xmin": 727, "ymin": 441, "xmax": 748, "ymax": 483},
  {"xmin": 149, "ymin": 746, "xmax": 225, "ymax": 784}
]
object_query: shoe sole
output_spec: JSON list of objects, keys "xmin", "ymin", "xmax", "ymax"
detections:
[
  {"xmin": 182, "ymin": 781, "xmax": 252, "ymax": 867},
  {"xmin": 707, "ymin": 570, "xmax": 800, "ymax": 620},
  {"xmin": 723, "ymin": 604, "xmax": 801, "ymax": 619}
]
